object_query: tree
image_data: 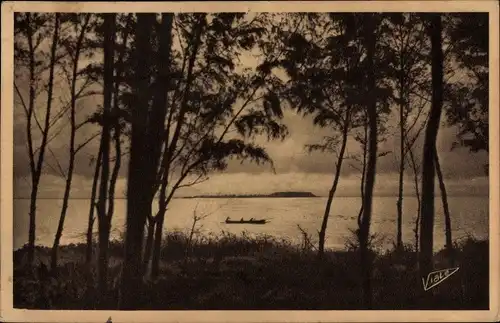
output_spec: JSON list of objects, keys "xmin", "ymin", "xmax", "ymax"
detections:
[
  {"xmin": 275, "ymin": 13, "xmax": 370, "ymax": 257},
  {"xmin": 14, "ymin": 13, "xmax": 61, "ymax": 266},
  {"xmin": 50, "ymin": 13, "xmax": 94, "ymax": 271},
  {"xmin": 419, "ymin": 13, "xmax": 444, "ymax": 278},
  {"xmin": 147, "ymin": 13, "xmax": 288, "ymax": 279},
  {"xmin": 86, "ymin": 144, "xmax": 102, "ymax": 265},
  {"xmin": 434, "ymin": 147, "xmax": 453, "ymax": 265},
  {"xmin": 96, "ymin": 12, "xmax": 116, "ymax": 306},
  {"xmin": 357, "ymin": 13, "xmax": 378, "ymax": 309},
  {"xmin": 438, "ymin": 13, "xmax": 488, "ymax": 266},
  {"xmin": 119, "ymin": 13, "xmax": 155, "ymax": 309},
  {"xmin": 445, "ymin": 13, "xmax": 488, "ymax": 153},
  {"xmin": 383, "ymin": 13, "xmax": 430, "ymax": 251},
  {"xmin": 84, "ymin": 13, "xmax": 133, "ymax": 267}
]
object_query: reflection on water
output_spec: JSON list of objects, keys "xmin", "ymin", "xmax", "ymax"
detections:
[{"xmin": 13, "ymin": 196, "xmax": 489, "ymax": 251}]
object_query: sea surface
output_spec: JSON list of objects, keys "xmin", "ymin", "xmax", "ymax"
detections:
[{"xmin": 13, "ymin": 196, "xmax": 489, "ymax": 251}]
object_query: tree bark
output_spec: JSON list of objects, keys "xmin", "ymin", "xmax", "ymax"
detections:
[
  {"xmin": 356, "ymin": 113, "xmax": 368, "ymax": 228},
  {"xmin": 406, "ymin": 140, "xmax": 421, "ymax": 255},
  {"xmin": 25, "ymin": 13, "xmax": 38, "ymax": 267},
  {"xmin": 119, "ymin": 13, "xmax": 155, "ymax": 310},
  {"xmin": 396, "ymin": 78, "xmax": 405, "ymax": 251},
  {"xmin": 96, "ymin": 13, "xmax": 116, "ymax": 307},
  {"xmin": 86, "ymin": 144, "xmax": 102, "ymax": 265},
  {"xmin": 51, "ymin": 15, "xmax": 90, "ymax": 271},
  {"xmin": 434, "ymin": 148, "xmax": 453, "ymax": 265},
  {"xmin": 151, "ymin": 196, "xmax": 167, "ymax": 279},
  {"xmin": 149, "ymin": 13, "xmax": 183, "ymax": 280},
  {"xmin": 359, "ymin": 14, "xmax": 377, "ymax": 309},
  {"xmin": 142, "ymin": 216, "xmax": 156, "ymax": 275},
  {"xmin": 106, "ymin": 13, "xmax": 132, "ymax": 232},
  {"xmin": 419, "ymin": 13, "xmax": 443, "ymax": 278},
  {"xmin": 27, "ymin": 14, "xmax": 60, "ymax": 266},
  {"xmin": 318, "ymin": 112, "xmax": 350, "ymax": 258}
]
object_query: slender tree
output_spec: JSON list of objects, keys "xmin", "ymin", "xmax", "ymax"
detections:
[
  {"xmin": 86, "ymin": 144, "xmax": 102, "ymax": 265},
  {"xmin": 50, "ymin": 13, "xmax": 93, "ymax": 271},
  {"xmin": 382, "ymin": 13, "xmax": 430, "ymax": 251},
  {"xmin": 434, "ymin": 148, "xmax": 453, "ymax": 264},
  {"xmin": 358, "ymin": 13, "xmax": 378, "ymax": 309},
  {"xmin": 119, "ymin": 13, "xmax": 155, "ymax": 309},
  {"xmin": 150, "ymin": 13, "xmax": 198, "ymax": 279},
  {"xmin": 148, "ymin": 13, "xmax": 288, "ymax": 279},
  {"xmin": 274, "ymin": 13, "xmax": 367, "ymax": 257},
  {"xmin": 419, "ymin": 13, "xmax": 444, "ymax": 277},
  {"xmin": 445, "ymin": 13, "xmax": 488, "ymax": 153},
  {"xmin": 14, "ymin": 13, "xmax": 61, "ymax": 266},
  {"xmin": 96, "ymin": 12, "xmax": 116, "ymax": 306},
  {"xmin": 83, "ymin": 13, "xmax": 133, "ymax": 266}
]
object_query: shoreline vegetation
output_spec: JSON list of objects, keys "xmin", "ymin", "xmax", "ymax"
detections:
[{"xmin": 14, "ymin": 229, "xmax": 488, "ymax": 310}]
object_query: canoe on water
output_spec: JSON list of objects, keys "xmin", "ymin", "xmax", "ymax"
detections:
[{"xmin": 224, "ymin": 218, "xmax": 268, "ymax": 225}]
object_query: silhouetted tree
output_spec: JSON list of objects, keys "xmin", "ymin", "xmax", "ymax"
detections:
[
  {"xmin": 434, "ymin": 147, "xmax": 453, "ymax": 265},
  {"xmin": 86, "ymin": 144, "xmax": 102, "ymax": 265},
  {"xmin": 51, "ymin": 13, "xmax": 93, "ymax": 271},
  {"xmin": 14, "ymin": 13, "xmax": 61, "ymax": 266},
  {"xmin": 96, "ymin": 12, "xmax": 116, "ymax": 306},
  {"xmin": 119, "ymin": 13, "xmax": 155, "ymax": 309},
  {"xmin": 83, "ymin": 13, "xmax": 133, "ymax": 267},
  {"xmin": 144, "ymin": 13, "xmax": 174, "ymax": 276},
  {"xmin": 419, "ymin": 13, "xmax": 443, "ymax": 278},
  {"xmin": 383, "ymin": 13, "xmax": 430, "ymax": 251},
  {"xmin": 147, "ymin": 13, "xmax": 288, "ymax": 279},
  {"xmin": 357, "ymin": 13, "xmax": 378, "ymax": 309},
  {"xmin": 274, "ymin": 13, "xmax": 370, "ymax": 258},
  {"xmin": 445, "ymin": 13, "xmax": 488, "ymax": 153}
]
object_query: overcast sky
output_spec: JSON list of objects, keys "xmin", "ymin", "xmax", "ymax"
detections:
[{"xmin": 13, "ymin": 97, "xmax": 489, "ymax": 199}]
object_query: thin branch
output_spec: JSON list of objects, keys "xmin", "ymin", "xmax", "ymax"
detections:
[
  {"xmin": 75, "ymin": 132, "xmax": 100, "ymax": 154},
  {"xmin": 177, "ymin": 174, "xmax": 208, "ymax": 189},
  {"xmin": 48, "ymin": 146, "xmax": 67, "ymax": 178}
]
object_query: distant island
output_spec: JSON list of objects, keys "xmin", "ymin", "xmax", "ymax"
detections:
[{"xmin": 181, "ymin": 191, "xmax": 318, "ymax": 199}]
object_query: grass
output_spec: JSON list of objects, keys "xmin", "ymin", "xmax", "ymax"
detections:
[{"xmin": 13, "ymin": 230, "xmax": 489, "ymax": 310}]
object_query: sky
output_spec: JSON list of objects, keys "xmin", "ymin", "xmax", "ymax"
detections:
[
  {"xmin": 12, "ymin": 98, "xmax": 489, "ymax": 199},
  {"xmin": 12, "ymin": 13, "xmax": 490, "ymax": 200}
]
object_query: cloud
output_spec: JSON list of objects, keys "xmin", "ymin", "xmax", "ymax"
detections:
[
  {"xmin": 12, "ymin": 37, "xmax": 489, "ymax": 191},
  {"xmin": 13, "ymin": 102, "xmax": 489, "ymax": 194}
]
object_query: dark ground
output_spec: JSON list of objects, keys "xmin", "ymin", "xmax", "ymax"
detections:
[{"xmin": 13, "ymin": 231, "xmax": 489, "ymax": 310}]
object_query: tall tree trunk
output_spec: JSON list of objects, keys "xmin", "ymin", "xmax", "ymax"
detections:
[
  {"xmin": 419, "ymin": 13, "xmax": 443, "ymax": 278},
  {"xmin": 434, "ymin": 148, "xmax": 453, "ymax": 265},
  {"xmin": 142, "ymin": 216, "xmax": 156, "ymax": 275},
  {"xmin": 119, "ymin": 13, "xmax": 155, "ymax": 310},
  {"xmin": 151, "ymin": 195, "xmax": 167, "ymax": 279},
  {"xmin": 318, "ymin": 113, "xmax": 350, "ymax": 258},
  {"xmin": 148, "ymin": 13, "xmax": 179, "ymax": 280},
  {"xmin": 27, "ymin": 14, "xmax": 60, "ymax": 266},
  {"xmin": 406, "ymin": 142, "xmax": 421, "ymax": 255},
  {"xmin": 357, "ymin": 114, "xmax": 368, "ymax": 227},
  {"xmin": 359, "ymin": 14, "xmax": 377, "ymax": 309},
  {"xmin": 106, "ymin": 13, "xmax": 131, "ymax": 233},
  {"xmin": 86, "ymin": 143, "xmax": 103, "ymax": 265},
  {"xmin": 96, "ymin": 13, "xmax": 116, "ymax": 307},
  {"xmin": 106, "ymin": 129, "xmax": 121, "ymax": 229},
  {"xmin": 25, "ymin": 13, "xmax": 38, "ymax": 267},
  {"xmin": 51, "ymin": 15, "xmax": 90, "ymax": 271},
  {"xmin": 396, "ymin": 78, "xmax": 405, "ymax": 251}
]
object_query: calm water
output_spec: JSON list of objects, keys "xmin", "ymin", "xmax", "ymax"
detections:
[{"xmin": 13, "ymin": 196, "xmax": 489, "ymax": 251}]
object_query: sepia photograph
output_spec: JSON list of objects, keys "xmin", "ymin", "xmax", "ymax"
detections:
[{"xmin": 1, "ymin": 1, "xmax": 499, "ymax": 322}]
